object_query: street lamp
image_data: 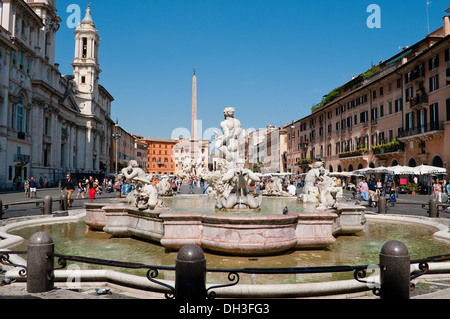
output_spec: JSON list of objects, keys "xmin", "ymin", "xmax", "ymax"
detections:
[
  {"xmin": 112, "ymin": 119, "xmax": 121, "ymax": 174},
  {"xmin": 290, "ymin": 123, "xmax": 295, "ymax": 176}
]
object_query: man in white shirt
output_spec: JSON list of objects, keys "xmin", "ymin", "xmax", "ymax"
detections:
[{"xmin": 287, "ymin": 182, "xmax": 296, "ymax": 196}]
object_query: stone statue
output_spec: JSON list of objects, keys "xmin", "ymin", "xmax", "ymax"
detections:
[
  {"xmin": 297, "ymin": 161, "xmax": 340, "ymax": 211},
  {"xmin": 120, "ymin": 160, "xmax": 152, "ymax": 185},
  {"xmin": 201, "ymin": 107, "xmax": 262, "ymax": 211},
  {"xmin": 119, "ymin": 160, "xmax": 161, "ymax": 211},
  {"xmin": 261, "ymin": 174, "xmax": 292, "ymax": 197},
  {"xmin": 157, "ymin": 175, "xmax": 173, "ymax": 197},
  {"xmin": 216, "ymin": 158, "xmax": 262, "ymax": 210},
  {"xmin": 214, "ymin": 107, "xmax": 242, "ymax": 163}
]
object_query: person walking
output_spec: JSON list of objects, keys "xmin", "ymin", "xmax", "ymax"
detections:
[
  {"xmin": 433, "ymin": 179, "xmax": 442, "ymax": 203},
  {"xmin": 29, "ymin": 177, "xmax": 37, "ymax": 198},
  {"xmin": 87, "ymin": 176, "xmax": 96, "ymax": 201},
  {"xmin": 446, "ymin": 180, "xmax": 450, "ymax": 204},
  {"xmin": 76, "ymin": 178, "xmax": 86, "ymax": 199},
  {"xmin": 61, "ymin": 174, "xmax": 76, "ymax": 208},
  {"xmin": 358, "ymin": 177, "xmax": 369, "ymax": 202},
  {"xmin": 24, "ymin": 178, "xmax": 30, "ymax": 198}
]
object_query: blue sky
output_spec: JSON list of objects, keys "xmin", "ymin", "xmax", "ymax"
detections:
[{"xmin": 55, "ymin": 0, "xmax": 449, "ymax": 139}]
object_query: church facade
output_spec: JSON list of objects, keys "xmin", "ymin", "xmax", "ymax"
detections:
[{"xmin": 0, "ymin": 0, "xmax": 114, "ymax": 190}]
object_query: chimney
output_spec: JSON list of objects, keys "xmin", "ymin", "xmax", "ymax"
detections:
[{"xmin": 444, "ymin": 8, "xmax": 450, "ymax": 37}]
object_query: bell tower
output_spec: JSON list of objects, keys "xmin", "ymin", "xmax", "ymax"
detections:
[{"xmin": 72, "ymin": 4, "xmax": 101, "ymax": 105}]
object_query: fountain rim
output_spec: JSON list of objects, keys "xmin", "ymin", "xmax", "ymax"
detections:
[{"xmin": 1, "ymin": 211, "xmax": 450, "ymax": 298}]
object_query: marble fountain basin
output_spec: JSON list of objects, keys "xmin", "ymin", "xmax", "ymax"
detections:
[{"xmin": 84, "ymin": 197, "xmax": 366, "ymax": 256}]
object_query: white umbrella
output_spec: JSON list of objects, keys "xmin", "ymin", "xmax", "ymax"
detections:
[
  {"xmin": 414, "ymin": 165, "xmax": 447, "ymax": 176},
  {"xmin": 329, "ymin": 171, "xmax": 363, "ymax": 177},
  {"xmin": 389, "ymin": 166, "xmax": 417, "ymax": 175}
]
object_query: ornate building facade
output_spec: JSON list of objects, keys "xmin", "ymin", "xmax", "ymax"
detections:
[
  {"xmin": 284, "ymin": 10, "xmax": 450, "ymax": 177},
  {"xmin": 0, "ymin": 1, "xmax": 114, "ymax": 190}
]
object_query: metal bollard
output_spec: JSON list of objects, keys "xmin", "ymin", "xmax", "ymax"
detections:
[
  {"xmin": 378, "ymin": 196, "xmax": 387, "ymax": 214},
  {"xmin": 27, "ymin": 232, "xmax": 54, "ymax": 293},
  {"xmin": 175, "ymin": 244, "xmax": 206, "ymax": 300},
  {"xmin": 379, "ymin": 240, "xmax": 410, "ymax": 299},
  {"xmin": 60, "ymin": 194, "xmax": 68, "ymax": 211},
  {"xmin": 429, "ymin": 197, "xmax": 438, "ymax": 218},
  {"xmin": 43, "ymin": 196, "xmax": 52, "ymax": 215}
]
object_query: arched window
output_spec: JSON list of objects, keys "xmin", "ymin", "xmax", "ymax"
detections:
[
  {"xmin": 408, "ymin": 158, "xmax": 417, "ymax": 167},
  {"xmin": 432, "ymin": 156, "xmax": 443, "ymax": 168},
  {"xmin": 348, "ymin": 164, "xmax": 354, "ymax": 172},
  {"xmin": 391, "ymin": 160, "xmax": 399, "ymax": 167}
]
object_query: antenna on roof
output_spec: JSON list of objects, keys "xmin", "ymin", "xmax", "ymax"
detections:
[{"xmin": 426, "ymin": 0, "xmax": 432, "ymax": 34}]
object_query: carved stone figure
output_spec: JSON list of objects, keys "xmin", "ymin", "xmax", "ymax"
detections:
[
  {"xmin": 215, "ymin": 159, "xmax": 262, "ymax": 210},
  {"xmin": 214, "ymin": 107, "xmax": 242, "ymax": 163},
  {"xmin": 157, "ymin": 175, "xmax": 173, "ymax": 197},
  {"xmin": 297, "ymin": 161, "xmax": 340, "ymax": 211},
  {"xmin": 119, "ymin": 160, "xmax": 162, "ymax": 211},
  {"xmin": 262, "ymin": 175, "xmax": 292, "ymax": 197}
]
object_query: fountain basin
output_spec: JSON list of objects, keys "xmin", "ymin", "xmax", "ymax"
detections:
[{"xmin": 85, "ymin": 200, "xmax": 365, "ymax": 256}]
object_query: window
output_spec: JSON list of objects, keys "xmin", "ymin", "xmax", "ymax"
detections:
[
  {"xmin": 17, "ymin": 96, "xmax": 24, "ymax": 132},
  {"xmin": 405, "ymin": 87, "xmax": 413, "ymax": 100},
  {"xmin": 429, "ymin": 103, "xmax": 439, "ymax": 130},
  {"xmin": 429, "ymin": 55, "xmax": 439, "ymax": 70},
  {"xmin": 379, "ymin": 86, "xmax": 384, "ymax": 97},
  {"xmin": 446, "ymin": 68, "xmax": 450, "ymax": 86},
  {"xmin": 10, "ymin": 103, "xmax": 15, "ymax": 129},
  {"xmin": 429, "ymin": 75, "xmax": 439, "ymax": 92},
  {"xmin": 19, "ymin": 51, "xmax": 24, "ymax": 70},
  {"xmin": 446, "ymin": 98, "xmax": 450, "ymax": 122},
  {"xmin": 445, "ymin": 48, "xmax": 450, "ymax": 62},
  {"xmin": 82, "ymin": 37, "xmax": 88, "ymax": 58},
  {"xmin": 44, "ymin": 117, "xmax": 49, "ymax": 135},
  {"xmin": 380, "ymin": 104, "xmax": 384, "ymax": 117},
  {"xmin": 405, "ymin": 112, "xmax": 414, "ymax": 132},
  {"xmin": 394, "ymin": 99, "xmax": 403, "ymax": 113},
  {"xmin": 81, "ymin": 76, "xmax": 86, "ymax": 84}
]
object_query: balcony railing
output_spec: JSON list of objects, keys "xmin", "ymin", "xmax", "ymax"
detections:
[
  {"xmin": 372, "ymin": 143, "xmax": 405, "ymax": 155},
  {"xmin": 410, "ymin": 94, "xmax": 428, "ymax": 108},
  {"xmin": 399, "ymin": 121, "xmax": 444, "ymax": 138},
  {"xmin": 338, "ymin": 149, "xmax": 368, "ymax": 159},
  {"xmin": 14, "ymin": 154, "xmax": 31, "ymax": 163}
]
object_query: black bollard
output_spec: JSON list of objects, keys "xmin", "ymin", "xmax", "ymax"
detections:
[
  {"xmin": 378, "ymin": 196, "xmax": 387, "ymax": 214},
  {"xmin": 429, "ymin": 197, "xmax": 438, "ymax": 218},
  {"xmin": 43, "ymin": 196, "xmax": 52, "ymax": 215},
  {"xmin": 27, "ymin": 232, "xmax": 54, "ymax": 293},
  {"xmin": 60, "ymin": 194, "xmax": 68, "ymax": 211},
  {"xmin": 175, "ymin": 244, "xmax": 206, "ymax": 300},
  {"xmin": 379, "ymin": 240, "xmax": 410, "ymax": 299}
]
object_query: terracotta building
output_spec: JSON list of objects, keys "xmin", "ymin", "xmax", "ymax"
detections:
[
  {"xmin": 283, "ymin": 10, "xmax": 450, "ymax": 176},
  {"xmin": 141, "ymin": 138, "xmax": 178, "ymax": 176}
]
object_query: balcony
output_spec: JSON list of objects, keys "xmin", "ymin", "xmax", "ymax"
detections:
[
  {"xmin": 372, "ymin": 140, "xmax": 405, "ymax": 156},
  {"xmin": 338, "ymin": 149, "xmax": 368, "ymax": 159},
  {"xmin": 398, "ymin": 121, "xmax": 444, "ymax": 139},
  {"xmin": 14, "ymin": 154, "xmax": 31, "ymax": 164},
  {"xmin": 410, "ymin": 93, "xmax": 428, "ymax": 109}
]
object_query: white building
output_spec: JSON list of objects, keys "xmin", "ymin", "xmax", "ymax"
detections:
[{"xmin": 0, "ymin": 1, "xmax": 114, "ymax": 190}]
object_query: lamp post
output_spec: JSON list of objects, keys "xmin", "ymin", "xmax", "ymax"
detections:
[
  {"xmin": 290, "ymin": 123, "xmax": 295, "ymax": 178},
  {"xmin": 112, "ymin": 119, "xmax": 121, "ymax": 174}
]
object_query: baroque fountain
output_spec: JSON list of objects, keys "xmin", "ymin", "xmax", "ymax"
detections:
[{"xmin": 84, "ymin": 108, "xmax": 366, "ymax": 256}]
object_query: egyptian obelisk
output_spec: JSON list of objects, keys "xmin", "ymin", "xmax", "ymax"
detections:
[{"xmin": 191, "ymin": 70, "xmax": 197, "ymax": 140}]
